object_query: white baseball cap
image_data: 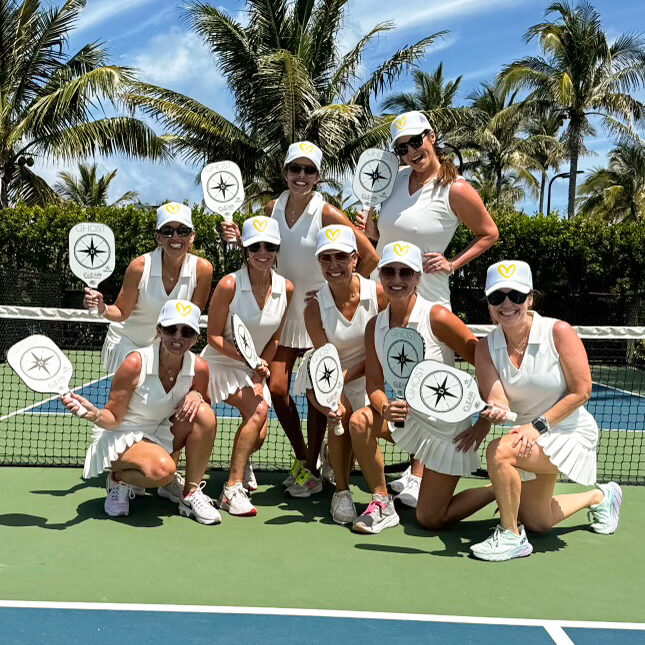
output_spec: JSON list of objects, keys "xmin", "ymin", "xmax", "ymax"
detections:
[
  {"xmin": 390, "ymin": 111, "xmax": 433, "ymax": 147},
  {"xmin": 242, "ymin": 216, "xmax": 281, "ymax": 247},
  {"xmin": 377, "ymin": 241, "xmax": 423, "ymax": 272},
  {"xmin": 315, "ymin": 225, "xmax": 357, "ymax": 256},
  {"xmin": 156, "ymin": 202, "xmax": 193, "ymax": 230},
  {"xmin": 284, "ymin": 141, "xmax": 323, "ymax": 171},
  {"xmin": 485, "ymin": 260, "xmax": 533, "ymax": 295},
  {"xmin": 157, "ymin": 299, "xmax": 201, "ymax": 334}
]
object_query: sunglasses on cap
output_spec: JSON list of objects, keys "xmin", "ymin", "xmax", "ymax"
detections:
[
  {"xmin": 393, "ymin": 132, "xmax": 428, "ymax": 157},
  {"xmin": 247, "ymin": 241, "xmax": 279, "ymax": 253},
  {"xmin": 161, "ymin": 324, "xmax": 198, "ymax": 338},
  {"xmin": 379, "ymin": 266, "xmax": 417, "ymax": 279},
  {"xmin": 158, "ymin": 225, "xmax": 193, "ymax": 238},
  {"xmin": 318, "ymin": 251, "xmax": 354, "ymax": 264},
  {"xmin": 286, "ymin": 163, "xmax": 318, "ymax": 176},
  {"xmin": 486, "ymin": 290, "xmax": 529, "ymax": 306}
]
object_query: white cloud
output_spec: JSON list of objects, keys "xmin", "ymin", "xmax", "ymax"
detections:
[{"xmin": 75, "ymin": 0, "xmax": 156, "ymax": 34}]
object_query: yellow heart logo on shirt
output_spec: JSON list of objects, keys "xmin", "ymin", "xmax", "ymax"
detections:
[
  {"xmin": 176, "ymin": 302, "xmax": 192, "ymax": 316},
  {"xmin": 165, "ymin": 203, "xmax": 181, "ymax": 214},
  {"xmin": 393, "ymin": 244, "xmax": 409, "ymax": 256},
  {"xmin": 299, "ymin": 143, "xmax": 314, "ymax": 153},
  {"xmin": 393, "ymin": 116, "xmax": 406, "ymax": 130},
  {"xmin": 325, "ymin": 229, "xmax": 340, "ymax": 241},
  {"xmin": 498, "ymin": 264, "xmax": 516, "ymax": 279},
  {"xmin": 253, "ymin": 219, "xmax": 268, "ymax": 232}
]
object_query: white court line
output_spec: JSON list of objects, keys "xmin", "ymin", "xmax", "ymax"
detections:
[
  {"xmin": 545, "ymin": 623, "xmax": 576, "ymax": 645},
  {"xmin": 592, "ymin": 380, "xmax": 645, "ymax": 399},
  {"xmin": 0, "ymin": 600, "xmax": 644, "ymax": 632},
  {"xmin": 0, "ymin": 375, "xmax": 111, "ymax": 422}
]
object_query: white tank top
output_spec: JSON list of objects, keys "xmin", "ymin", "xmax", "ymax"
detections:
[
  {"xmin": 375, "ymin": 168, "xmax": 460, "ymax": 307},
  {"xmin": 487, "ymin": 312, "xmax": 596, "ymax": 428},
  {"xmin": 317, "ymin": 275, "xmax": 378, "ymax": 370},
  {"xmin": 107, "ymin": 247, "xmax": 198, "ymax": 347},
  {"xmin": 201, "ymin": 266, "xmax": 288, "ymax": 368},
  {"xmin": 117, "ymin": 341, "xmax": 196, "ymax": 433},
  {"xmin": 273, "ymin": 190, "xmax": 326, "ymax": 345}
]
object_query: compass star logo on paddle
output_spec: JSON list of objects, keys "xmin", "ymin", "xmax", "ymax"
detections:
[
  {"xmin": 358, "ymin": 159, "xmax": 393, "ymax": 193},
  {"xmin": 73, "ymin": 234, "xmax": 112, "ymax": 270},
  {"xmin": 206, "ymin": 171, "xmax": 240, "ymax": 203},
  {"xmin": 314, "ymin": 357, "xmax": 339, "ymax": 394},
  {"xmin": 417, "ymin": 370, "xmax": 463, "ymax": 413},
  {"xmin": 386, "ymin": 339, "xmax": 422, "ymax": 378},
  {"xmin": 19, "ymin": 347, "xmax": 61, "ymax": 381}
]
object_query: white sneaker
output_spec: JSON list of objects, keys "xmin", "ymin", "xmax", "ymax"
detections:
[
  {"xmin": 395, "ymin": 474, "xmax": 421, "ymax": 508},
  {"xmin": 282, "ymin": 457, "xmax": 304, "ymax": 487},
  {"xmin": 389, "ymin": 466, "xmax": 411, "ymax": 494},
  {"xmin": 157, "ymin": 471, "xmax": 186, "ymax": 504},
  {"xmin": 179, "ymin": 482, "xmax": 221, "ymax": 525},
  {"xmin": 220, "ymin": 482, "xmax": 257, "ymax": 516},
  {"xmin": 243, "ymin": 462, "xmax": 258, "ymax": 492},
  {"xmin": 105, "ymin": 473, "xmax": 134, "ymax": 517},
  {"xmin": 331, "ymin": 490, "xmax": 357, "ymax": 525},
  {"xmin": 352, "ymin": 494, "xmax": 399, "ymax": 534},
  {"xmin": 319, "ymin": 439, "xmax": 335, "ymax": 486},
  {"xmin": 470, "ymin": 524, "xmax": 533, "ymax": 561},
  {"xmin": 286, "ymin": 468, "xmax": 323, "ymax": 498},
  {"xmin": 589, "ymin": 482, "xmax": 623, "ymax": 534},
  {"xmin": 131, "ymin": 484, "xmax": 146, "ymax": 497}
]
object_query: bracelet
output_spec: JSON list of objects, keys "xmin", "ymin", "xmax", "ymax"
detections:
[{"xmin": 448, "ymin": 262, "xmax": 455, "ymax": 275}]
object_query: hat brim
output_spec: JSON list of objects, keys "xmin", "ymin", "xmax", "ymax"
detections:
[
  {"xmin": 156, "ymin": 215, "xmax": 193, "ymax": 230},
  {"xmin": 485, "ymin": 281, "xmax": 532, "ymax": 296},
  {"xmin": 315, "ymin": 241, "xmax": 357, "ymax": 256},
  {"xmin": 159, "ymin": 318, "xmax": 201, "ymax": 333},
  {"xmin": 390, "ymin": 126, "xmax": 432, "ymax": 148},
  {"xmin": 242, "ymin": 235, "xmax": 281, "ymax": 247},
  {"xmin": 377, "ymin": 257, "xmax": 422, "ymax": 273},
  {"xmin": 283, "ymin": 153, "xmax": 321, "ymax": 172}
]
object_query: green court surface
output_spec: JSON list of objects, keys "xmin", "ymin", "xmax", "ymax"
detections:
[{"xmin": 0, "ymin": 467, "xmax": 643, "ymax": 624}]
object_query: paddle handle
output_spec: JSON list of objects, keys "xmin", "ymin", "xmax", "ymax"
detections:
[
  {"xmin": 63, "ymin": 391, "xmax": 88, "ymax": 418},
  {"xmin": 482, "ymin": 404, "xmax": 517, "ymax": 423},
  {"xmin": 394, "ymin": 394, "xmax": 405, "ymax": 429},
  {"xmin": 85, "ymin": 287, "xmax": 100, "ymax": 315}
]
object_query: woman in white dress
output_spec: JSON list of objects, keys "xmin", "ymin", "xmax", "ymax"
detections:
[
  {"xmin": 61, "ymin": 300, "xmax": 220, "ymax": 525},
  {"xmin": 202, "ymin": 216, "xmax": 293, "ymax": 516},
  {"xmin": 224, "ymin": 142, "xmax": 379, "ymax": 494},
  {"xmin": 356, "ymin": 110, "xmax": 499, "ymax": 507},
  {"xmin": 294, "ymin": 225, "xmax": 387, "ymax": 520},
  {"xmin": 470, "ymin": 261, "xmax": 622, "ymax": 561},
  {"xmin": 349, "ymin": 242, "xmax": 496, "ymax": 535},
  {"xmin": 85, "ymin": 202, "xmax": 213, "ymax": 374}
]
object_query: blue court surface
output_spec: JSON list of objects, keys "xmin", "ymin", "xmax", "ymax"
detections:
[
  {"xmin": 25, "ymin": 377, "xmax": 645, "ymax": 431},
  {"xmin": 1, "ymin": 603, "xmax": 644, "ymax": 645}
]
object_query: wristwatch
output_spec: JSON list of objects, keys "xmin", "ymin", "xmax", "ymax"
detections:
[{"xmin": 531, "ymin": 416, "xmax": 551, "ymax": 434}]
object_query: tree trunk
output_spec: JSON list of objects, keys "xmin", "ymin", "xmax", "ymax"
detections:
[
  {"xmin": 0, "ymin": 165, "xmax": 7, "ymax": 209},
  {"xmin": 567, "ymin": 131, "xmax": 580, "ymax": 219},
  {"xmin": 539, "ymin": 172, "xmax": 546, "ymax": 214}
]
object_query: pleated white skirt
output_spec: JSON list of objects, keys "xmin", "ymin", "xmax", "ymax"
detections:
[
  {"xmin": 100, "ymin": 333, "xmax": 140, "ymax": 375},
  {"xmin": 279, "ymin": 318, "xmax": 312, "ymax": 350}
]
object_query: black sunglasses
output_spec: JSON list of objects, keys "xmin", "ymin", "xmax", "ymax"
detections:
[
  {"xmin": 158, "ymin": 225, "xmax": 193, "ymax": 238},
  {"xmin": 161, "ymin": 324, "xmax": 198, "ymax": 338},
  {"xmin": 393, "ymin": 132, "xmax": 428, "ymax": 157},
  {"xmin": 248, "ymin": 242, "xmax": 279, "ymax": 253},
  {"xmin": 380, "ymin": 266, "xmax": 417, "ymax": 279},
  {"xmin": 286, "ymin": 163, "xmax": 318, "ymax": 176},
  {"xmin": 318, "ymin": 251, "xmax": 354, "ymax": 264},
  {"xmin": 486, "ymin": 290, "xmax": 529, "ymax": 306}
]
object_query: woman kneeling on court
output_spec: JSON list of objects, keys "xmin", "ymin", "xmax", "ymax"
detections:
[
  {"xmin": 349, "ymin": 241, "xmax": 496, "ymax": 534},
  {"xmin": 296, "ymin": 225, "xmax": 387, "ymax": 521},
  {"xmin": 61, "ymin": 299, "xmax": 220, "ymax": 524},
  {"xmin": 470, "ymin": 261, "xmax": 622, "ymax": 561},
  {"xmin": 202, "ymin": 216, "xmax": 293, "ymax": 516}
]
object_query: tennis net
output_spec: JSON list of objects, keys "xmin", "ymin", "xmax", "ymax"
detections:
[{"xmin": 1, "ymin": 306, "xmax": 644, "ymax": 484}]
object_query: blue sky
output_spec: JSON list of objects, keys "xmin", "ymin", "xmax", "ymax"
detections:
[{"xmin": 38, "ymin": 0, "xmax": 645, "ymax": 214}]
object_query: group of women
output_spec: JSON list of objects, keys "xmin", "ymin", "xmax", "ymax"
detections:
[{"xmin": 62, "ymin": 110, "xmax": 622, "ymax": 561}]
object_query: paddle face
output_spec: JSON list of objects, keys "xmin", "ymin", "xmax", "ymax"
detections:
[
  {"xmin": 201, "ymin": 161, "xmax": 245, "ymax": 223},
  {"xmin": 69, "ymin": 223, "xmax": 115, "ymax": 289},
  {"xmin": 7, "ymin": 334, "xmax": 75, "ymax": 396},
  {"xmin": 352, "ymin": 148, "xmax": 399, "ymax": 209},
  {"xmin": 382, "ymin": 327, "xmax": 425, "ymax": 399},
  {"xmin": 308, "ymin": 343, "xmax": 344, "ymax": 411},
  {"xmin": 405, "ymin": 360, "xmax": 486, "ymax": 423},
  {"xmin": 231, "ymin": 313, "xmax": 260, "ymax": 369}
]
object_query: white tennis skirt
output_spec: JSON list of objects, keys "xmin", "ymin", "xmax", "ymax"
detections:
[
  {"xmin": 390, "ymin": 412, "xmax": 478, "ymax": 477},
  {"xmin": 83, "ymin": 423, "xmax": 174, "ymax": 479},
  {"xmin": 201, "ymin": 351, "xmax": 271, "ymax": 405},
  {"xmin": 100, "ymin": 334, "xmax": 140, "ymax": 375},
  {"xmin": 279, "ymin": 318, "xmax": 312, "ymax": 350}
]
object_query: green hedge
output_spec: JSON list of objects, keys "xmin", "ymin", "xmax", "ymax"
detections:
[{"xmin": 0, "ymin": 203, "xmax": 643, "ymax": 324}]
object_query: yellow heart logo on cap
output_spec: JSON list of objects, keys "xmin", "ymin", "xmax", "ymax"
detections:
[
  {"xmin": 394, "ymin": 244, "xmax": 409, "ymax": 256},
  {"xmin": 166, "ymin": 203, "xmax": 181, "ymax": 214},
  {"xmin": 299, "ymin": 143, "xmax": 314, "ymax": 153},
  {"xmin": 253, "ymin": 219, "xmax": 268, "ymax": 232},
  {"xmin": 176, "ymin": 303, "xmax": 192, "ymax": 316},
  {"xmin": 325, "ymin": 229, "xmax": 340, "ymax": 241},
  {"xmin": 498, "ymin": 264, "xmax": 516, "ymax": 279},
  {"xmin": 394, "ymin": 116, "xmax": 406, "ymax": 130}
]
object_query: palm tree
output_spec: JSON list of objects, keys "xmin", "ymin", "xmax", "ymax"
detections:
[
  {"xmin": 499, "ymin": 1, "xmax": 645, "ymax": 218},
  {"xmin": 0, "ymin": 0, "xmax": 169, "ymax": 207},
  {"xmin": 55, "ymin": 163, "xmax": 138, "ymax": 206},
  {"xmin": 577, "ymin": 142, "xmax": 645, "ymax": 222},
  {"xmin": 125, "ymin": 0, "xmax": 445, "ymax": 202},
  {"xmin": 469, "ymin": 167, "xmax": 527, "ymax": 209},
  {"xmin": 380, "ymin": 63, "xmax": 480, "ymax": 141}
]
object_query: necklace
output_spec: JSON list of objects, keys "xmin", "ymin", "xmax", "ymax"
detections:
[
  {"xmin": 159, "ymin": 361, "xmax": 180, "ymax": 383},
  {"xmin": 505, "ymin": 329, "xmax": 530, "ymax": 354}
]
